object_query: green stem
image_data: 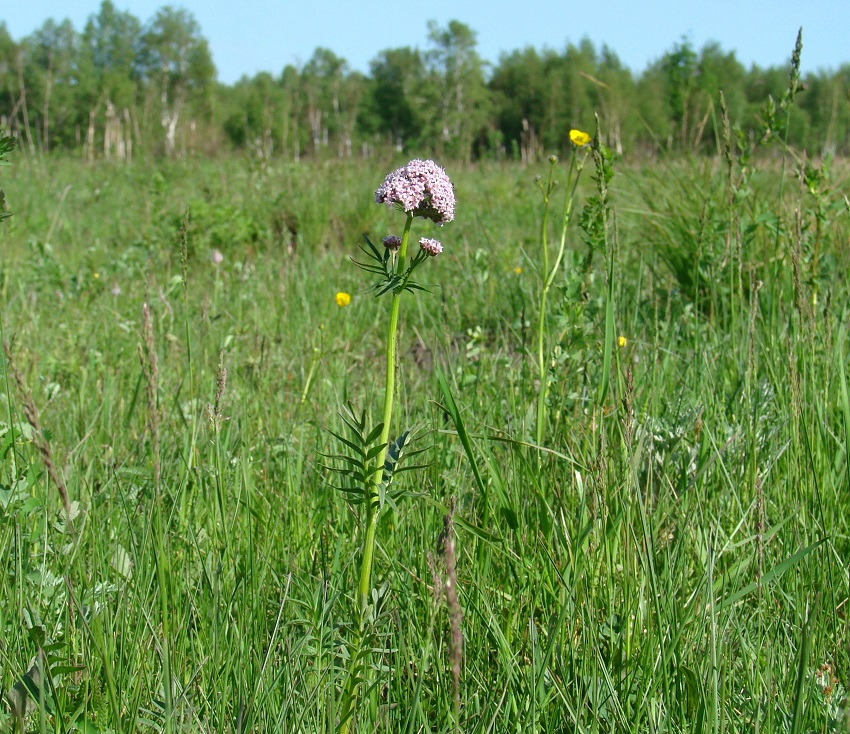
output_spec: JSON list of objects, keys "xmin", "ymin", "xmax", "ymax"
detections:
[
  {"xmin": 340, "ymin": 214, "xmax": 413, "ymax": 734},
  {"xmin": 359, "ymin": 213, "xmax": 412, "ymax": 607},
  {"xmin": 536, "ymin": 150, "xmax": 582, "ymax": 447},
  {"xmin": 535, "ymin": 165, "xmax": 554, "ymax": 447}
]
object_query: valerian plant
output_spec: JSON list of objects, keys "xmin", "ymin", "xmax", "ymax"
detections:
[{"xmin": 331, "ymin": 158, "xmax": 455, "ymax": 733}]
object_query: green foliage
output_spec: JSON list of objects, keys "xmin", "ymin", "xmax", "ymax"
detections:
[
  {"xmin": 178, "ymin": 196, "xmax": 267, "ymax": 255},
  {"xmin": 1, "ymin": 63, "xmax": 850, "ymax": 732},
  {"xmin": 423, "ymin": 20, "xmax": 490, "ymax": 162},
  {"xmin": 353, "ymin": 234, "xmax": 434, "ymax": 297},
  {"xmin": 361, "ymin": 47, "xmax": 427, "ymax": 149},
  {"xmin": 324, "ymin": 404, "xmax": 422, "ymax": 514},
  {"xmin": 0, "ymin": 133, "xmax": 13, "ymax": 223},
  {"xmin": 3, "ymin": 11, "xmax": 849, "ymax": 160}
]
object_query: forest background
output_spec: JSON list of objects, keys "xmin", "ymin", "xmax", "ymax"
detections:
[{"xmin": 3, "ymin": 1, "xmax": 850, "ymax": 164}]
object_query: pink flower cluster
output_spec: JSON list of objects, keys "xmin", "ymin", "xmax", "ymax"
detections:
[
  {"xmin": 419, "ymin": 238, "xmax": 443, "ymax": 256},
  {"xmin": 375, "ymin": 159, "xmax": 456, "ymax": 225}
]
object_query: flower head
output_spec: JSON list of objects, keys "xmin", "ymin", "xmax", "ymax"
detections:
[
  {"xmin": 570, "ymin": 129, "xmax": 591, "ymax": 147},
  {"xmin": 419, "ymin": 237, "xmax": 443, "ymax": 257},
  {"xmin": 375, "ymin": 159, "xmax": 455, "ymax": 225},
  {"xmin": 382, "ymin": 235, "xmax": 402, "ymax": 251},
  {"xmin": 211, "ymin": 248, "xmax": 224, "ymax": 265},
  {"xmin": 335, "ymin": 291, "xmax": 351, "ymax": 307},
  {"xmin": 617, "ymin": 335, "xmax": 627, "ymax": 348}
]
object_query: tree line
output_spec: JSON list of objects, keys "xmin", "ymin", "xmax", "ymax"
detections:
[{"xmin": 2, "ymin": 3, "xmax": 849, "ymax": 161}]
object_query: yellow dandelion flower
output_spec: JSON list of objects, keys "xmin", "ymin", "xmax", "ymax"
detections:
[
  {"xmin": 570, "ymin": 129, "xmax": 591, "ymax": 147},
  {"xmin": 617, "ymin": 335, "xmax": 627, "ymax": 348},
  {"xmin": 335, "ymin": 291, "xmax": 351, "ymax": 308},
  {"xmin": 514, "ymin": 267, "xmax": 523, "ymax": 275},
  {"xmin": 93, "ymin": 271, "xmax": 100, "ymax": 279}
]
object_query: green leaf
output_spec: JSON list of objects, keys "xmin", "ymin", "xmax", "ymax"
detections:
[
  {"xmin": 436, "ymin": 368, "xmax": 489, "ymax": 523},
  {"xmin": 717, "ymin": 539, "xmax": 825, "ymax": 610},
  {"xmin": 499, "ymin": 506, "xmax": 518, "ymax": 530},
  {"xmin": 364, "ymin": 422, "xmax": 385, "ymax": 447},
  {"xmin": 365, "ymin": 443, "xmax": 385, "ymax": 463},
  {"xmin": 328, "ymin": 430, "xmax": 366, "ymax": 458}
]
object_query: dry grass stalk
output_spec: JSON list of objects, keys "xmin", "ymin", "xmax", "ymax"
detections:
[
  {"xmin": 622, "ymin": 363, "xmax": 635, "ymax": 449},
  {"xmin": 208, "ymin": 350, "xmax": 228, "ymax": 432},
  {"xmin": 790, "ymin": 208, "xmax": 810, "ymax": 326},
  {"xmin": 180, "ymin": 208, "xmax": 190, "ymax": 303},
  {"xmin": 438, "ymin": 497, "xmax": 463, "ymax": 726},
  {"xmin": 718, "ymin": 90, "xmax": 734, "ymax": 183}
]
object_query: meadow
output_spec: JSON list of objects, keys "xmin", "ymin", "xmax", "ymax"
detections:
[{"xmin": 1, "ymin": 134, "xmax": 849, "ymax": 732}]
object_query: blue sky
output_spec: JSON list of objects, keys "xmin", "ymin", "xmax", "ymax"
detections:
[{"xmin": 5, "ymin": 0, "xmax": 849, "ymax": 84}]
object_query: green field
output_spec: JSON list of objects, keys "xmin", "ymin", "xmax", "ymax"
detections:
[{"xmin": 1, "ymin": 140, "xmax": 849, "ymax": 732}]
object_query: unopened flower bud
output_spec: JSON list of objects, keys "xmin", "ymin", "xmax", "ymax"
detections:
[{"xmin": 382, "ymin": 235, "xmax": 402, "ymax": 251}]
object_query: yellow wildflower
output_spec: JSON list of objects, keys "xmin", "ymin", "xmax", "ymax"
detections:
[
  {"xmin": 514, "ymin": 267, "xmax": 523, "ymax": 275},
  {"xmin": 335, "ymin": 291, "xmax": 351, "ymax": 308},
  {"xmin": 617, "ymin": 335, "xmax": 627, "ymax": 348},
  {"xmin": 570, "ymin": 129, "xmax": 591, "ymax": 147}
]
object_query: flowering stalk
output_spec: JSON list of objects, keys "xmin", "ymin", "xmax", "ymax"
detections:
[
  {"xmin": 338, "ymin": 159, "xmax": 454, "ymax": 733},
  {"xmin": 358, "ymin": 213, "xmax": 413, "ymax": 611},
  {"xmin": 535, "ymin": 134, "xmax": 588, "ymax": 447}
]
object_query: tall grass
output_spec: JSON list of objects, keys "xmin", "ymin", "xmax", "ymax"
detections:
[{"xmin": 0, "ymin": 132, "xmax": 848, "ymax": 731}]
